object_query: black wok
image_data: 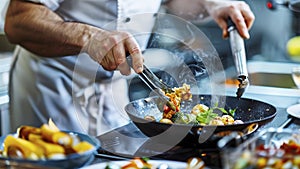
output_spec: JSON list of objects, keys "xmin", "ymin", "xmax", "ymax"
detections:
[{"xmin": 124, "ymin": 95, "xmax": 276, "ymax": 145}]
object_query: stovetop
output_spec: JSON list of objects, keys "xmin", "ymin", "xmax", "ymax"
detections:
[{"xmin": 95, "ymin": 107, "xmax": 300, "ymax": 169}]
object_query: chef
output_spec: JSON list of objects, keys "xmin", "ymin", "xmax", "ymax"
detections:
[{"xmin": 4, "ymin": 0, "xmax": 254, "ymax": 135}]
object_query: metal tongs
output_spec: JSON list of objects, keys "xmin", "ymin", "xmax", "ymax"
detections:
[
  {"xmin": 126, "ymin": 55, "xmax": 175, "ymax": 110},
  {"xmin": 227, "ymin": 19, "xmax": 249, "ymax": 98}
]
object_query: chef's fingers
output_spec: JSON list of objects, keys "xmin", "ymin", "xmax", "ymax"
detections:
[
  {"xmin": 215, "ymin": 2, "xmax": 254, "ymax": 39},
  {"xmin": 108, "ymin": 32, "xmax": 128, "ymax": 67},
  {"xmin": 115, "ymin": 43, "xmax": 131, "ymax": 75},
  {"xmin": 229, "ymin": 3, "xmax": 254, "ymax": 39},
  {"xmin": 105, "ymin": 50, "xmax": 118, "ymax": 70},
  {"xmin": 100, "ymin": 56, "xmax": 112, "ymax": 70},
  {"xmin": 215, "ymin": 18, "xmax": 229, "ymax": 39},
  {"xmin": 112, "ymin": 42, "xmax": 126, "ymax": 65},
  {"xmin": 101, "ymin": 33, "xmax": 126, "ymax": 70},
  {"xmin": 125, "ymin": 36, "xmax": 144, "ymax": 73},
  {"xmin": 98, "ymin": 32, "xmax": 128, "ymax": 71},
  {"xmin": 230, "ymin": 13, "xmax": 250, "ymax": 39},
  {"xmin": 240, "ymin": 4, "xmax": 255, "ymax": 30},
  {"xmin": 217, "ymin": 11, "xmax": 247, "ymax": 39},
  {"xmin": 118, "ymin": 62, "xmax": 131, "ymax": 75}
]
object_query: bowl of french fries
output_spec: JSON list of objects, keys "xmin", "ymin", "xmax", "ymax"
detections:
[{"xmin": 0, "ymin": 120, "xmax": 100, "ymax": 169}]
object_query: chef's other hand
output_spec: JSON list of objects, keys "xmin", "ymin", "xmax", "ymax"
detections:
[
  {"xmin": 205, "ymin": 0, "xmax": 255, "ymax": 39},
  {"xmin": 87, "ymin": 30, "xmax": 144, "ymax": 75}
]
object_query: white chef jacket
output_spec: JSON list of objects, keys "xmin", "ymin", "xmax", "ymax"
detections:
[{"xmin": 9, "ymin": 0, "xmax": 162, "ymax": 135}]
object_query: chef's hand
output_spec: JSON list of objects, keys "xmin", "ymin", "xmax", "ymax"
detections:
[
  {"xmin": 86, "ymin": 30, "xmax": 144, "ymax": 75},
  {"xmin": 204, "ymin": 0, "xmax": 255, "ymax": 39}
]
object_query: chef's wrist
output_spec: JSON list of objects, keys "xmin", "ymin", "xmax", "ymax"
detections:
[{"xmin": 80, "ymin": 25, "xmax": 101, "ymax": 55}]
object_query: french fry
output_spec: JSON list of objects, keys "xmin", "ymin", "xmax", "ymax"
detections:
[
  {"xmin": 17, "ymin": 125, "xmax": 41, "ymax": 140},
  {"xmin": 48, "ymin": 118, "xmax": 60, "ymax": 131},
  {"xmin": 28, "ymin": 133, "xmax": 42, "ymax": 141},
  {"xmin": 29, "ymin": 137, "xmax": 66, "ymax": 158},
  {"xmin": 3, "ymin": 135, "xmax": 45, "ymax": 160},
  {"xmin": 40, "ymin": 124, "xmax": 73, "ymax": 147},
  {"xmin": 72, "ymin": 141, "xmax": 94, "ymax": 153}
]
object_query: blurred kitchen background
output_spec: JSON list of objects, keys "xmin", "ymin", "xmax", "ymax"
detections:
[
  {"xmin": 200, "ymin": 0, "xmax": 297, "ymax": 65},
  {"xmin": 0, "ymin": 0, "xmax": 299, "ymax": 135},
  {"xmin": 0, "ymin": 0, "xmax": 12, "ymax": 136}
]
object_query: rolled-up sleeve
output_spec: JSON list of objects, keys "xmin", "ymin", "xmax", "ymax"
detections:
[{"xmin": 26, "ymin": 0, "xmax": 63, "ymax": 10}]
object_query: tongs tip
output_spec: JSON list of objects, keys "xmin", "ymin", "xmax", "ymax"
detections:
[{"xmin": 236, "ymin": 75, "xmax": 249, "ymax": 99}]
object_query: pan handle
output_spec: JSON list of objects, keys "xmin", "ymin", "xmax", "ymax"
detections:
[
  {"xmin": 217, "ymin": 132, "xmax": 242, "ymax": 149},
  {"xmin": 278, "ymin": 117, "xmax": 294, "ymax": 129},
  {"xmin": 217, "ymin": 123, "xmax": 259, "ymax": 149}
]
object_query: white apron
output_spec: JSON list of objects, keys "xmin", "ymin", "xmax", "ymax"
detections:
[{"xmin": 9, "ymin": 0, "xmax": 161, "ymax": 135}]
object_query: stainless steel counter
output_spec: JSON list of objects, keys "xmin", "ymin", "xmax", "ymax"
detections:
[{"xmin": 197, "ymin": 61, "xmax": 300, "ymax": 109}]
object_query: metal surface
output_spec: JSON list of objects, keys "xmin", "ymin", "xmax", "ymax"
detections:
[
  {"xmin": 126, "ymin": 55, "xmax": 173, "ymax": 92},
  {"xmin": 227, "ymin": 19, "xmax": 249, "ymax": 98},
  {"xmin": 221, "ymin": 61, "xmax": 300, "ymax": 108},
  {"xmin": 248, "ymin": 72, "xmax": 296, "ymax": 88},
  {"xmin": 126, "ymin": 55, "xmax": 174, "ymax": 111}
]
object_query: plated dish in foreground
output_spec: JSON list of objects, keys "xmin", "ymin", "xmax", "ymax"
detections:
[
  {"xmin": 223, "ymin": 128, "xmax": 300, "ymax": 169},
  {"xmin": 82, "ymin": 157, "xmax": 206, "ymax": 169},
  {"xmin": 0, "ymin": 120, "xmax": 100, "ymax": 168},
  {"xmin": 287, "ymin": 103, "xmax": 300, "ymax": 119}
]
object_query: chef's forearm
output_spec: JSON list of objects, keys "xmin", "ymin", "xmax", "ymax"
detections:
[{"xmin": 5, "ymin": 0, "xmax": 96, "ymax": 57}]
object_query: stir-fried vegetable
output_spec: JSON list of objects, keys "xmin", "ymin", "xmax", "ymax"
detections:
[
  {"xmin": 195, "ymin": 104, "xmax": 236, "ymax": 125},
  {"xmin": 196, "ymin": 108, "xmax": 219, "ymax": 125},
  {"xmin": 146, "ymin": 83, "xmax": 242, "ymax": 126}
]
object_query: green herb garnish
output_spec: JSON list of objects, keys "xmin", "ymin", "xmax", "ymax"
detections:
[
  {"xmin": 196, "ymin": 109, "xmax": 218, "ymax": 125},
  {"xmin": 195, "ymin": 102, "xmax": 236, "ymax": 124}
]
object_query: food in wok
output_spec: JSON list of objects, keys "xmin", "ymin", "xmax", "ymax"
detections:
[
  {"xmin": 125, "ymin": 83, "xmax": 276, "ymax": 140},
  {"xmin": 145, "ymin": 83, "xmax": 242, "ymax": 126}
]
